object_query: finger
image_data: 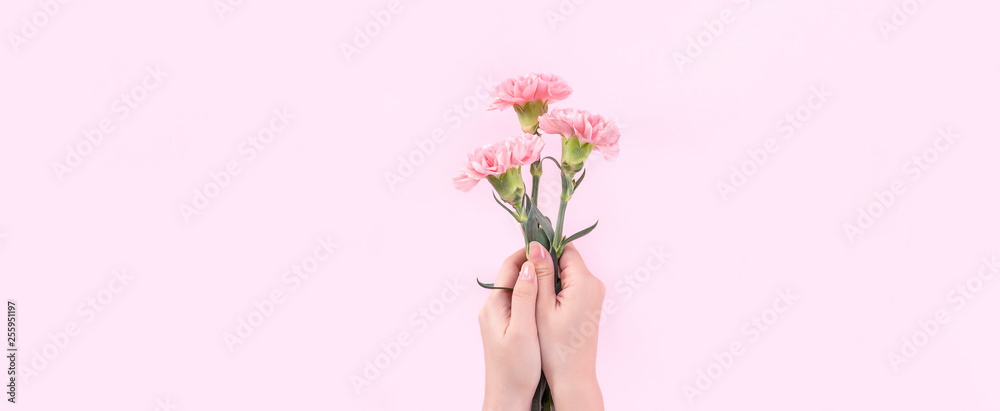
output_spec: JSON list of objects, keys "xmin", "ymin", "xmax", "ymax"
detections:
[
  {"xmin": 559, "ymin": 243, "xmax": 592, "ymax": 290},
  {"xmin": 529, "ymin": 241, "xmax": 556, "ymax": 309},
  {"xmin": 489, "ymin": 248, "xmax": 527, "ymax": 302},
  {"xmin": 558, "ymin": 242, "xmax": 589, "ymax": 279},
  {"xmin": 508, "ymin": 262, "xmax": 538, "ymax": 333}
]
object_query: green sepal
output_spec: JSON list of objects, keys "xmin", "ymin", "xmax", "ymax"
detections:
[
  {"xmin": 514, "ymin": 100, "xmax": 547, "ymax": 134},
  {"xmin": 561, "ymin": 136, "xmax": 594, "ymax": 173}
]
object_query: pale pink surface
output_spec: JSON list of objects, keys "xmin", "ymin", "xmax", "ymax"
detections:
[
  {"xmin": 488, "ymin": 72, "xmax": 573, "ymax": 110},
  {"xmin": 539, "ymin": 107, "xmax": 622, "ymax": 161},
  {"xmin": 1, "ymin": 1, "xmax": 1000, "ymax": 411}
]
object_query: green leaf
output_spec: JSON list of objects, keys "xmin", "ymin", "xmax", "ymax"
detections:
[
  {"xmin": 564, "ymin": 220, "xmax": 599, "ymax": 244},
  {"xmin": 476, "ymin": 278, "xmax": 513, "ymax": 290},
  {"xmin": 573, "ymin": 168, "xmax": 586, "ymax": 192},
  {"xmin": 493, "ymin": 192, "xmax": 521, "ymax": 222},
  {"xmin": 534, "ymin": 228, "xmax": 551, "ymax": 250},
  {"xmin": 531, "ymin": 206, "xmax": 554, "ymax": 243},
  {"xmin": 524, "ymin": 196, "xmax": 537, "ymax": 241}
]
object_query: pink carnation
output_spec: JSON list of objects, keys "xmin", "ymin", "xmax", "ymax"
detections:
[
  {"xmin": 488, "ymin": 73, "xmax": 573, "ymax": 111},
  {"xmin": 504, "ymin": 133, "xmax": 545, "ymax": 166},
  {"xmin": 452, "ymin": 144, "xmax": 509, "ymax": 192},
  {"xmin": 452, "ymin": 134, "xmax": 545, "ymax": 192},
  {"xmin": 538, "ymin": 108, "xmax": 621, "ymax": 161}
]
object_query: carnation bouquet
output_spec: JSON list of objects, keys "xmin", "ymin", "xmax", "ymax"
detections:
[{"xmin": 453, "ymin": 73, "xmax": 620, "ymax": 410}]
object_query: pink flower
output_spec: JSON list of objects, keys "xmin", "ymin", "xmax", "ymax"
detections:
[
  {"xmin": 452, "ymin": 134, "xmax": 545, "ymax": 192},
  {"xmin": 539, "ymin": 108, "xmax": 621, "ymax": 161},
  {"xmin": 452, "ymin": 173, "xmax": 480, "ymax": 192},
  {"xmin": 452, "ymin": 143, "xmax": 510, "ymax": 192},
  {"xmin": 488, "ymin": 73, "xmax": 573, "ymax": 111},
  {"xmin": 504, "ymin": 134, "xmax": 545, "ymax": 166}
]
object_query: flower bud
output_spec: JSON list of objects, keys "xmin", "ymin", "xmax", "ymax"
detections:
[{"xmin": 529, "ymin": 159, "xmax": 543, "ymax": 177}]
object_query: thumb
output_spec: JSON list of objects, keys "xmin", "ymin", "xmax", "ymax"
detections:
[
  {"xmin": 508, "ymin": 262, "xmax": 538, "ymax": 333},
  {"xmin": 529, "ymin": 242, "xmax": 556, "ymax": 309}
]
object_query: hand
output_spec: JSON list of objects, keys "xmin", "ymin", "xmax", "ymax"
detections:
[
  {"xmin": 529, "ymin": 241, "xmax": 605, "ymax": 410},
  {"xmin": 479, "ymin": 248, "xmax": 541, "ymax": 411}
]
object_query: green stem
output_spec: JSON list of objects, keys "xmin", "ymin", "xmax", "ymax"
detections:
[
  {"xmin": 530, "ymin": 160, "xmax": 542, "ymax": 204},
  {"xmin": 553, "ymin": 170, "xmax": 572, "ymax": 257},
  {"xmin": 519, "ymin": 194, "xmax": 531, "ymax": 255},
  {"xmin": 554, "ymin": 201, "xmax": 567, "ymax": 246}
]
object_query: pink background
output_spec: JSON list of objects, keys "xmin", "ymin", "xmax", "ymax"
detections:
[{"xmin": 3, "ymin": 0, "xmax": 1000, "ymax": 409}]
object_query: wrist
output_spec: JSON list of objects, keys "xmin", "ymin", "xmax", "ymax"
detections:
[
  {"xmin": 483, "ymin": 385, "xmax": 533, "ymax": 411},
  {"xmin": 548, "ymin": 374, "xmax": 603, "ymax": 410}
]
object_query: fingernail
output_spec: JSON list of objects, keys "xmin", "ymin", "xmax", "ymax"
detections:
[
  {"xmin": 529, "ymin": 242, "xmax": 547, "ymax": 262},
  {"xmin": 519, "ymin": 264, "xmax": 533, "ymax": 281}
]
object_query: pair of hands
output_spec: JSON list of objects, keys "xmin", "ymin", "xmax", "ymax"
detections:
[{"xmin": 479, "ymin": 242, "xmax": 605, "ymax": 410}]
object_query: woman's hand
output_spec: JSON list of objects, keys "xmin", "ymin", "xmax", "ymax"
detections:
[
  {"xmin": 479, "ymin": 248, "xmax": 541, "ymax": 411},
  {"xmin": 528, "ymin": 241, "xmax": 606, "ymax": 410}
]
